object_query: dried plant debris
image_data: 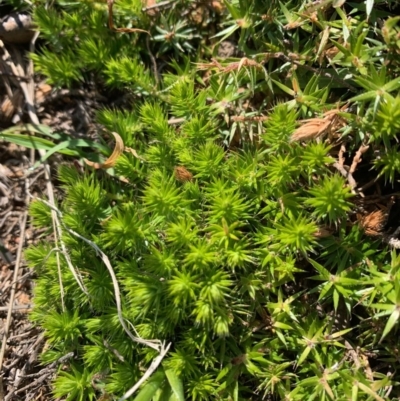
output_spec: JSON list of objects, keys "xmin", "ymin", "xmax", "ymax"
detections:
[
  {"xmin": 174, "ymin": 166, "xmax": 193, "ymax": 182},
  {"xmin": 290, "ymin": 107, "xmax": 347, "ymax": 142},
  {"xmin": 359, "ymin": 209, "xmax": 389, "ymax": 236},
  {"xmin": 85, "ymin": 132, "xmax": 125, "ymax": 170},
  {"xmin": 358, "ymin": 197, "xmax": 395, "ymax": 236}
]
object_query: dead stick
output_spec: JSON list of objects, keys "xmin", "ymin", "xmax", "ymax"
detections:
[{"xmin": 0, "ymin": 211, "xmax": 28, "ymax": 372}]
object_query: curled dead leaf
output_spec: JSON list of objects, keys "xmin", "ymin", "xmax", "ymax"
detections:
[{"xmin": 85, "ymin": 132, "xmax": 124, "ymax": 170}]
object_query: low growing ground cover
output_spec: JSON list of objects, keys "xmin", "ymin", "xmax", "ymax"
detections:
[{"xmin": 2, "ymin": 0, "xmax": 400, "ymax": 400}]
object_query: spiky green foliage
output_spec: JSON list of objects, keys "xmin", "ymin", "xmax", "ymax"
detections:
[{"xmin": 17, "ymin": 0, "xmax": 400, "ymax": 400}]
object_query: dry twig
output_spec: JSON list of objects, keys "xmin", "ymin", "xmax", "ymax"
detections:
[
  {"xmin": 338, "ymin": 144, "xmax": 346, "ymax": 168},
  {"xmin": 0, "ymin": 209, "xmax": 28, "ymax": 373},
  {"xmin": 333, "ymin": 162, "xmax": 357, "ymax": 192},
  {"xmin": 349, "ymin": 144, "xmax": 369, "ymax": 175}
]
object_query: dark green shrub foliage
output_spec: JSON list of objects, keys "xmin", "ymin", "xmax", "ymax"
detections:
[{"xmin": 19, "ymin": 0, "xmax": 400, "ymax": 399}]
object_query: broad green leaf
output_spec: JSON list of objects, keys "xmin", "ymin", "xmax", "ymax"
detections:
[
  {"xmin": 233, "ymin": 381, "xmax": 239, "ymax": 401},
  {"xmin": 382, "ymin": 77, "xmax": 400, "ymax": 92},
  {"xmin": 356, "ymin": 381, "xmax": 385, "ymax": 401},
  {"xmin": 273, "ymin": 321, "xmax": 293, "ymax": 330},
  {"xmin": 298, "ymin": 376, "xmax": 319, "ymax": 386},
  {"xmin": 371, "ymin": 303, "xmax": 396, "ymax": 311},
  {"xmin": 330, "ymin": 39, "xmax": 351, "ymax": 56},
  {"xmin": 309, "ymin": 259, "xmax": 330, "ymax": 279},
  {"xmin": 333, "ymin": 288, "xmax": 339, "ymax": 312},
  {"xmin": 276, "ymin": 329, "xmax": 288, "ymax": 346},
  {"xmin": 380, "ymin": 308, "xmax": 400, "ymax": 342},
  {"xmin": 216, "ymin": 365, "xmax": 231, "ymax": 382},
  {"xmin": 164, "ymin": 368, "xmax": 184, "ymax": 401},
  {"xmin": 0, "ymin": 131, "xmax": 80, "ymax": 155},
  {"xmin": 271, "ymin": 79, "xmax": 296, "ymax": 96},
  {"xmin": 349, "ymin": 90, "xmax": 377, "ymax": 102},
  {"xmin": 352, "ymin": 383, "xmax": 358, "ymax": 401},
  {"xmin": 297, "ymin": 345, "xmax": 312, "ymax": 367},
  {"xmin": 222, "ymin": 0, "xmax": 241, "ymax": 19},
  {"xmin": 354, "ymin": 76, "xmax": 380, "ymax": 90},
  {"xmin": 2, "ymin": 123, "xmax": 56, "ymax": 139},
  {"xmin": 133, "ymin": 371, "xmax": 166, "ymax": 401},
  {"xmin": 212, "ymin": 24, "xmax": 239, "ymax": 40},
  {"xmin": 318, "ymin": 282, "xmax": 333, "ymax": 301},
  {"xmin": 353, "ymin": 29, "xmax": 369, "ymax": 57},
  {"xmin": 329, "ymin": 327, "xmax": 353, "ymax": 338},
  {"xmin": 333, "ymin": 0, "xmax": 346, "ymax": 7}
]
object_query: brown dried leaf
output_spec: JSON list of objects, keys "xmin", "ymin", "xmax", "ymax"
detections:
[
  {"xmin": 290, "ymin": 107, "xmax": 348, "ymax": 142},
  {"xmin": 290, "ymin": 119, "xmax": 331, "ymax": 142},
  {"xmin": 360, "ymin": 210, "xmax": 387, "ymax": 236},
  {"xmin": 85, "ymin": 132, "xmax": 124, "ymax": 170},
  {"xmin": 174, "ymin": 166, "xmax": 193, "ymax": 182}
]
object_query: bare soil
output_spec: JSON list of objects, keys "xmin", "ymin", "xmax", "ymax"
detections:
[{"xmin": 0, "ymin": 38, "xmax": 102, "ymax": 399}]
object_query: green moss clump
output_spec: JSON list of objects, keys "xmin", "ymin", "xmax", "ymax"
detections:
[{"xmin": 22, "ymin": 0, "xmax": 400, "ymax": 399}]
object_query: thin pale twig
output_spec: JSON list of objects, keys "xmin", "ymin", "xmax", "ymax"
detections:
[
  {"xmin": 349, "ymin": 144, "xmax": 369, "ymax": 175},
  {"xmin": 118, "ymin": 343, "xmax": 171, "ymax": 401},
  {"xmin": 0, "ymin": 304, "xmax": 32, "ymax": 312},
  {"xmin": 333, "ymin": 161, "xmax": 358, "ymax": 192},
  {"xmin": 0, "ymin": 203, "xmax": 28, "ymax": 373}
]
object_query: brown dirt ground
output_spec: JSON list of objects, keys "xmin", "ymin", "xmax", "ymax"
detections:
[{"xmin": 0, "ymin": 38, "xmax": 103, "ymax": 399}]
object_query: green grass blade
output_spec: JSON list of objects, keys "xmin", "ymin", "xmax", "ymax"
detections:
[{"xmin": 164, "ymin": 368, "xmax": 184, "ymax": 401}]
